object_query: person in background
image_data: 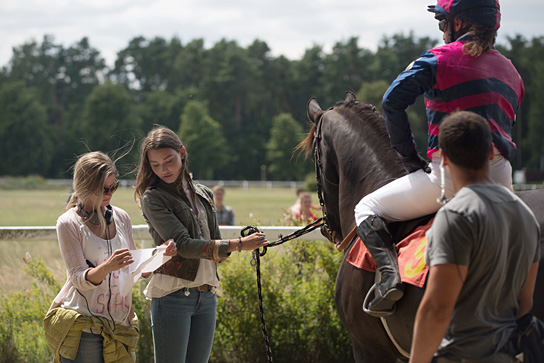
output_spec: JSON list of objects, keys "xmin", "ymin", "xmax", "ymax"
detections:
[
  {"xmin": 134, "ymin": 125, "xmax": 268, "ymax": 363},
  {"xmin": 43, "ymin": 151, "xmax": 176, "ymax": 363},
  {"xmin": 286, "ymin": 191, "xmax": 319, "ymax": 225},
  {"xmin": 212, "ymin": 185, "xmax": 235, "ymax": 226},
  {"xmin": 410, "ymin": 111, "xmax": 540, "ymax": 363},
  {"xmin": 296, "ymin": 192, "xmax": 319, "ymax": 223}
]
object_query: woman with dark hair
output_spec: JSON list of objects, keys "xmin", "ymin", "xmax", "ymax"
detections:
[
  {"xmin": 353, "ymin": 0, "xmax": 524, "ymax": 316},
  {"xmin": 134, "ymin": 126, "xmax": 268, "ymax": 363}
]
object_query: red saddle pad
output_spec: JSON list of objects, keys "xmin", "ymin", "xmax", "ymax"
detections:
[{"xmin": 347, "ymin": 218, "xmax": 434, "ymax": 288}]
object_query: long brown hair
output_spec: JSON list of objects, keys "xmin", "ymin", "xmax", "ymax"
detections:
[
  {"xmin": 134, "ymin": 125, "xmax": 191, "ymax": 203},
  {"xmin": 66, "ymin": 151, "xmax": 117, "ymax": 230},
  {"xmin": 463, "ymin": 22, "xmax": 497, "ymax": 57}
]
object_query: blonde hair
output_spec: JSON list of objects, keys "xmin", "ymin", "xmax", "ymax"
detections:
[
  {"xmin": 134, "ymin": 125, "xmax": 191, "ymax": 203},
  {"xmin": 66, "ymin": 151, "xmax": 117, "ymax": 231},
  {"xmin": 462, "ymin": 23, "xmax": 497, "ymax": 57}
]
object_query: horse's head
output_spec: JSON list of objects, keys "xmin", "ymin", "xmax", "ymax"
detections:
[{"xmin": 298, "ymin": 91, "xmax": 404, "ymax": 244}]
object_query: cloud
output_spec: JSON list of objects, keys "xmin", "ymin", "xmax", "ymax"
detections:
[{"xmin": 0, "ymin": 0, "xmax": 542, "ymax": 68}]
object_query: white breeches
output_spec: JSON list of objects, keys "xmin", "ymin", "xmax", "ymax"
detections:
[{"xmin": 354, "ymin": 148, "xmax": 512, "ymax": 225}]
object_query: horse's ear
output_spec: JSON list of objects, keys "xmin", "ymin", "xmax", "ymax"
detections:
[
  {"xmin": 345, "ymin": 91, "xmax": 358, "ymax": 103},
  {"xmin": 307, "ymin": 98, "xmax": 322, "ymax": 124}
]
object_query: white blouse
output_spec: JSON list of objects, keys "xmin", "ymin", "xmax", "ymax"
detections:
[{"xmin": 51, "ymin": 206, "xmax": 136, "ymax": 327}]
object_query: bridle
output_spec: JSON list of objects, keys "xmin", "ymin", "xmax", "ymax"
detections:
[{"xmin": 312, "ymin": 108, "xmax": 339, "ymax": 245}]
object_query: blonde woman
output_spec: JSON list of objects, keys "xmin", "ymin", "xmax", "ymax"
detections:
[
  {"xmin": 135, "ymin": 126, "xmax": 268, "ymax": 363},
  {"xmin": 44, "ymin": 151, "xmax": 176, "ymax": 362}
]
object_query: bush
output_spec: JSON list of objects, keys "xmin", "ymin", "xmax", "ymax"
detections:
[
  {"xmin": 132, "ymin": 283, "xmax": 154, "ymax": 363},
  {"xmin": 0, "ymin": 256, "xmax": 155, "ymax": 363},
  {"xmin": 304, "ymin": 173, "xmax": 318, "ymax": 192},
  {"xmin": 0, "ymin": 256, "xmax": 58, "ymax": 362},
  {"xmin": 212, "ymin": 241, "xmax": 353, "ymax": 363},
  {"xmin": 2, "ymin": 245, "xmax": 353, "ymax": 363}
]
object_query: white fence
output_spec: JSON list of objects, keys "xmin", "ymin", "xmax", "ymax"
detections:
[
  {"xmin": 0, "ymin": 225, "xmax": 327, "ymax": 242},
  {"xmin": 47, "ymin": 179, "xmax": 306, "ymax": 190}
]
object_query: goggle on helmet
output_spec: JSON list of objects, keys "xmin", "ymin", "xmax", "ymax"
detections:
[{"xmin": 428, "ymin": 0, "xmax": 501, "ymax": 29}]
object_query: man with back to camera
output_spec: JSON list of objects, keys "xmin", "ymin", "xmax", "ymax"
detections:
[{"xmin": 410, "ymin": 111, "xmax": 540, "ymax": 363}]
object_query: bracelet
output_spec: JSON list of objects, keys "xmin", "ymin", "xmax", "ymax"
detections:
[{"xmin": 237, "ymin": 237, "xmax": 242, "ymax": 252}]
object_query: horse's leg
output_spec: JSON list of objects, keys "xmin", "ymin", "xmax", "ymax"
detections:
[{"xmin": 335, "ymin": 257, "xmax": 402, "ymax": 362}]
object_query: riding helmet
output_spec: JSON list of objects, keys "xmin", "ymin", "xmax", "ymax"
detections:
[{"xmin": 427, "ymin": 0, "xmax": 501, "ymax": 29}]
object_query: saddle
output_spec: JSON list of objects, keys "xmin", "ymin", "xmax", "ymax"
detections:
[{"xmin": 347, "ymin": 214, "xmax": 434, "ymax": 288}]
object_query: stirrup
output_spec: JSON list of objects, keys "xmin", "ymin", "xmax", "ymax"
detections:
[{"xmin": 362, "ymin": 283, "xmax": 397, "ymax": 318}]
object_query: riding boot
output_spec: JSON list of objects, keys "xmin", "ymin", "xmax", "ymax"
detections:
[{"xmin": 357, "ymin": 215, "xmax": 404, "ymax": 317}]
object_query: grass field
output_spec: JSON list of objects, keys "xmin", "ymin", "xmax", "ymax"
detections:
[{"xmin": 0, "ymin": 186, "xmax": 318, "ymax": 292}]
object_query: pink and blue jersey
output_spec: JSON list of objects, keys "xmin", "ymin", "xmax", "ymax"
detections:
[{"xmin": 382, "ymin": 37, "xmax": 524, "ymax": 161}]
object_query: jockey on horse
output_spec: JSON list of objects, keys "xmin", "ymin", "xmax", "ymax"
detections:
[{"xmin": 354, "ymin": 0, "xmax": 524, "ymax": 317}]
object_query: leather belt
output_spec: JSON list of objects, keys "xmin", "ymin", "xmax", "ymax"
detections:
[{"xmin": 194, "ymin": 284, "xmax": 213, "ymax": 291}]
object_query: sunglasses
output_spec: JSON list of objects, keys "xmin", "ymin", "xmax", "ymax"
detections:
[
  {"xmin": 103, "ymin": 180, "xmax": 120, "ymax": 194},
  {"xmin": 438, "ymin": 19, "xmax": 448, "ymax": 32}
]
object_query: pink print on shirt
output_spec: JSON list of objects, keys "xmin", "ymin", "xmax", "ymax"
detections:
[{"xmin": 96, "ymin": 292, "xmax": 130, "ymax": 314}]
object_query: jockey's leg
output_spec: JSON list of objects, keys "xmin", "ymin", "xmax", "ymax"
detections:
[
  {"xmin": 354, "ymin": 154, "xmax": 452, "ymax": 224},
  {"xmin": 354, "ymin": 154, "xmax": 453, "ymax": 316},
  {"xmin": 488, "ymin": 146, "xmax": 513, "ymax": 189},
  {"xmin": 357, "ymin": 214, "xmax": 403, "ymax": 316}
]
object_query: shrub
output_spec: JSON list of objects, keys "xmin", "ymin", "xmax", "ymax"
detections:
[
  {"xmin": 212, "ymin": 241, "xmax": 353, "ymax": 362},
  {"xmin": 0, "ymin": 257, "xmax": 58, "ymax": 362},
  {"xmin": 304, "ymin": 173, "xmax": 318, "ymax": 192},
  {"xmin": 2, "ymin": 245, "xmax": 353, "ymax": 363},
  {"xmin": 132, "ymin": 283, "xmax": 154, "ymax": 363},
  {"xmin": 0, "ymin": 256, "xmax": 155, "ymax": 363}
]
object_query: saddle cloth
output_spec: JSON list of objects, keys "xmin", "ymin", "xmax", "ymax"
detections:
[{"xmin": 347, "ymin": 217, "xmax": 434, "ymax": 288}]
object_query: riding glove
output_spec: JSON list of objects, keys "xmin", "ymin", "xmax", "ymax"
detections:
[{"xmin": 400, "ymin": 152, "xmax": 431, "ymax": 174}]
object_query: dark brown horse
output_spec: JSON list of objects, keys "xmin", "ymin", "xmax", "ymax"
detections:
[{"xmin": 300, "ymin": 92, "xmax": 544, "ymax": 362}]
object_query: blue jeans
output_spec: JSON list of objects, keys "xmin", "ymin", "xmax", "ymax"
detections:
[
  {"xmin": 61, "ymin": 331, "xmax": 104, "ymax": 363},
  {"xmin": 151, "ymin": 288, "xmax": 217, "ymax": 363}
]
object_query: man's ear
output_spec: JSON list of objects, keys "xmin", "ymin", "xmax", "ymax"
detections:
[
  {"xmin": 440, "ymin": 150, "xmax": 449, "ymax": 166},
  {"xmin": 489, "ymin": 145, "xmax": 495, "ymax": 161}
]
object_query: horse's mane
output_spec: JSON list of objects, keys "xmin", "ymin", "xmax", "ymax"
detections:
[{"xmin": 297, "ymin": 99, "xmax": 391, "ymax": 159}]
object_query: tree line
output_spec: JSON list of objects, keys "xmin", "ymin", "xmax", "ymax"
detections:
[{"xmin": 0, "ymin": 33, "xmax": 543, "ymax": 181}]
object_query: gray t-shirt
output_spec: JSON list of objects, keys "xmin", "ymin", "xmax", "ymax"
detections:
[{"xmin": 426, "ymin": 185, "xmax": 540, "ymax": 361}]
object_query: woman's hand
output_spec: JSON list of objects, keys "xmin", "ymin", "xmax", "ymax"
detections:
[
  {"xmin": 161, "ymin": 239, "xmax": 178, "ymax": 257},
  {"xmin": 102, "ymin": 248, "xmax": 134, "ymax": 272},
  {"xmin": 86, "ymin": 248, "xmax": 133, "ymax": 285},
  {"xmin": 240, "ymin": 232, "xmax": 269, "ymax": 251}
]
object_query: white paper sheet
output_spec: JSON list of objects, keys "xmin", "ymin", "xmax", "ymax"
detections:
[{"xmin": 121, "ymin": 247, "xmax": 172, "ymax": 296}]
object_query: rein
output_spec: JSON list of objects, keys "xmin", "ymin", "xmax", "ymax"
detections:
[
  {"xmin": 240, "ymin": 217, "xmax": 325, "ymax": 362},
  {"xmin": 239, "ymin": 108, "xmax": 340, "ymax": 362}
]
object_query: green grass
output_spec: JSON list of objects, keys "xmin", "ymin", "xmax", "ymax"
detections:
[{"xmin": 0, "ymin": 186, "xmax": 313, "ymax": 227}]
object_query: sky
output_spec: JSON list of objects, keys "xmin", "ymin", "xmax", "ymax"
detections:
[{"xmin": 1, "ymin": 0, "xmax": 543, "ymax": 69}]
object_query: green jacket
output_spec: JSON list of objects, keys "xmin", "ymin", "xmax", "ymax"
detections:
[
  {"xmin": 141, "ymin": 179, "xmax": 230, "ymax": 281},
  {"xmin": 44, "ymin": 307, "xmax": 138, "ymax": 363}
]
